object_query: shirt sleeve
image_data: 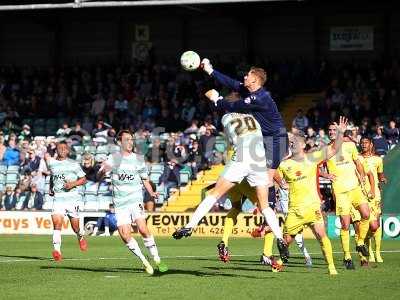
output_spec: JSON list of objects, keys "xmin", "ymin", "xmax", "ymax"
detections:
[
  {"xmin": 351, "ymin": 143, "xmax": 360, "ymax": 161},
  {"xmin": 212, "ymin": 70, "xmax": 242, "ymax": 92},
  {"xmin": 216, "ymin": 93, "xmax": 270, "ymax": 113},
  {"xmin": 137, "ymin": 157, "xmax": 149, "ymax": 180},
  {"xmin": 377, "ymin": 157, "xmax": 384, "ymax": 173},
  {"xmin": 307, "ymin": 150, "xmax": 325, "ymax": 164},
  {"xmin": 75, "ymin": 163, "xmax": 86, "ymax": 178}
]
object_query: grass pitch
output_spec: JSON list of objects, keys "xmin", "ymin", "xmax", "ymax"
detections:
[{"xmin": 1, "ymin": 235, "xmax": 400, "ymax": 300}]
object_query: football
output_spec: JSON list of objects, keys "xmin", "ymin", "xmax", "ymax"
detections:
[{"xmin": 180, "ymin": 50, "xmax": 201, "ymax": 71}]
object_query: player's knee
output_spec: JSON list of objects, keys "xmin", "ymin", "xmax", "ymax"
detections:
[
  {"xmin": 370, "ymin": 221, "xmax": 379, "ymax": 233},
  {"xmin": 340, "ymin": 218, "xmax": 350, "ymax": 230}
]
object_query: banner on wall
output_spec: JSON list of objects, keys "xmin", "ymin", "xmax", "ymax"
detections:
[
  {"xmin": 0, "ymin": 211, "xmax": 316, "ymax": 238},
  {"xmin": 330, "ymin": 26, "xmax": 374, "ymax": 51},
  {"xmin": 327, "ymin": 215, "xmax": 400, "ymax": 240}
]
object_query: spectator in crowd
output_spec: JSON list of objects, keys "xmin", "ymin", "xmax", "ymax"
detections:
[
  {"xmin": 292, "ymin": 109, "xmax": 309, "ymax": 132},
  {"xmin": 0, "ymin": 135, "xmax": 6, "ymax": 161},
  {"xmin": 184, "ymin": 119, "xmax": 199, "ymax": 135},
  {"xmin": 56, "ymin": 122, "xmax": 71, "ymax": 137},
  {"xmin": 81, "ymin": 153, "xmax": 101, "ymax": 183},
  {"xmin": 187, "ymin": 139, "xmax": 201, "ymax": 180},
  {"xmin": 385, "ymin": 120, "xmax": 399, "ymax": 148},
  {"xmin": 144, "ymin": 181, "xmax": 157, "ymax": 211},
  {"xmin": 91, "ymin": 94, "xmax": 106, "ymax": 117},
  {"xmin": 199, "ymin": 128, "xmax": 216, "ymax": 170},
  {"xmin": 92, "ymin": 203, "xmax": 117, "ymax": 236},
  {"xmin": 22, "ymin": 183, "xmax": 43, "ymax": 211},
  {"xmin": 17, "ymin": 173, "xmax": 32, "ymax": 193},
  {"xmin": 1, "ymin": 186, "xmax": 18, "ymax": 210},
  {"xmin": 159, "ymin": 158, "xmax": 181, "ymax": 198},
  {"xmin": 19, "ymin": 124, "xmax": 32, "ymax": 141},
  {"xmin": 21, "ymin": 148, "xmax": 41, "ymax": 175},
  {"xmin": 2, "ymin": 134, "xmax": 20, "ymax": 166},
  {"xmin": 372, "ymin": 126, "xmax": 389, "ymax": 156}
]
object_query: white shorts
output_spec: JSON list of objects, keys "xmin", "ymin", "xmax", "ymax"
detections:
[
  {"xmin": 52, "ymin": 201, "xmax": 80, "ymax": 219},
  {"xmin": 221, "ymin": 161, "xmax": 269, "ymax": 187},
  {"xmin": 115, "ymin": 202, "xmax": 146, "ymax": 227}
]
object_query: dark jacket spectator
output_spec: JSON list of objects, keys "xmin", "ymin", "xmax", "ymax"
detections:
[
  {"xmin": 81, "ymin": 153, "xmax": 101, "ymax": 182},
  {"xmin": 159, "ymin": 159, "xmax": 182, "ymax": 197},
  {"xmin": 372, "ymin": 127, "xmax": 389, "ymax": 156},
  {"xmin": 21, "ymin": 149, "xmax": 41, "ymax": 175},
  {"xmin": 384, "ymin": 121, "xmax": 399, "ymax": 146},
  {"xmin": 2, "ymin": 186, "xmax": 17, "ymax": 210},
  {"xmin": 22, "ymin": 184, "xmax": 43, "ymax": 210}
]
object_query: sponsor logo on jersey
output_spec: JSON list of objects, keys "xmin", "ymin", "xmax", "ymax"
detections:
[{"xmin": 118, "ymin": 173, "xmax": 136, "ymax": 181}]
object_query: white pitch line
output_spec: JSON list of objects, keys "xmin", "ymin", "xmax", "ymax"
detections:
[{"xmin": 0, "ymin": 250, "xmax": 399, "ymax": 263}]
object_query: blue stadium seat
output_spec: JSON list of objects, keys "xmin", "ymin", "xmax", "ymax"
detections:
[
  {"xmin": 108, "ymin": 144, "xmax": 120, "ymax": 154},
  {"xmin": 98, "ymin": 195, "xmax": 112, "ymax": 210},
  {"xmin": 6, "ymin": 173, "xmax": 19, "ymax": 184},
  {"xmin": 0, "ymin": 165, "xmax": 7, "ymax": 174},
  {"xmin": 43, "ymin": 195, "xmax": 54, "ymax": 210},
  {"xmin": 180, "ymin": 171, "xmax": 190, "ymax": 185},
  {"xmin": 97, "ymin": 183, "xmax": 111, "ymax": 195},
  {"xmin": 150, "ymin": 172, "xmax": 162, "ymax": 183},
  {"xmin": 151, "ymin": 163, "xmax": 164, "ymax": 172},
  {"xmin": 96, "ymin": 145, "xmax": 109, "ymax": 155},
  {"xmin": 84, "ymin": 195, "xmax": 99, "ymax": 211},
  {"xmin": 7, "ymin": 165, "xmax": 20, "ymax": 174},
  {"xmin": 84, "ymin": 145, "xmax": 97, "ymax": 154},
  {"xmin": 73, "ymin": 145, "xmax": 84, "ymax": 155}
]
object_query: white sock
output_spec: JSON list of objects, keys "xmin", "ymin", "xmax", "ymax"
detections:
[
  {"xmin": 53, "ymin": 229, "xmax": 61, "ymax": 252},
  {"xmin": 76, "ymin": 228, "xmax": 85, "ymax": 240},
  {"xmin": 295, "ymin": 234, "xmax": 310, "ymax": 258},
  {"xmin": 92, "ymin": 227, "xmax": 98, "ymax": 235},
  {"xmin": 261, "ymin": 207, "xmax": 283, "ymax": 239},
  {"xmin": 104, "ymin": 226, "xmax": 110, "ymax": 235},
  {"xmin": 126, "ymin": 238, "xmax": 147, "ymax": 263},
  {"xmin": 186, "ymin": 195, "xmax": 217, "ymax": 229},
  {"xmin": 143, "ymin": 236, "xmax": 160, "ymax": 263}
]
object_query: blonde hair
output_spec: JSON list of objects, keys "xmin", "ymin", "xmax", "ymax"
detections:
[{"xmin": 250, "ymin": 67, "xmax": 267, "ymax": 86}]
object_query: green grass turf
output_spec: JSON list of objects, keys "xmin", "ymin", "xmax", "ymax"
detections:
[{"xmin": 1, "ymin": 235, "xmax": 400, "ymax": 300}]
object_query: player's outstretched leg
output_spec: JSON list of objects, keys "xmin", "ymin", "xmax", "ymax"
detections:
[
  {"xmin": 70, "ymin": 216, "xmax": 88, "ymax": 252},
  {"xmin": 340, "ymin": 216, "xmax": 355, "ymax": 270},
  {"xmin": 312, "ymin": 223, "xmax": 338, "ymax": 275},
  {"xmin": 173, "ymin": 178, "xmax": 235, "ymax": 240},
  {"xmin": 51, "ymin": 214, "xmax": 63, "ymax": 261},
  {"xmin": 137, "ymin": 218, "xmax": 168, "ymax": 273},
  {"xmin": 294, "ymin": 234, "xmax": 312, "ymax": 267},
  {"xmin": 217, "ymin": 241, "xmax": 230, "ymax": 263},
  {"xmin": 374, "ymin": 226, "xmax": 383, "ymax": 263},
  {"xmin": 118, "ymin": 223, "xmax": 154, "ymax": 275},
  {"xmin": 218, "ymin": 207, "xmax": 239, "ymax": 262},
  {"xmin": 256, "ymin": 186, "xmax": 289, "ymax": 261}
]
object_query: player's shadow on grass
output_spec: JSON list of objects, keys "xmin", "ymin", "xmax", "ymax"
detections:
[
  {"xmin": 41, "ymin": 266, "xmax": 267, "ymax": 279},
  {"xmin": 0, "ymin": 254, "xmax": 49, "ymax": 261},
  {"xmin": 41, "ymin": 265, "xmax": 143, "ymax": 274},
  {"xmin": 153, "ymin": 268, "xmax": 271, "ymax": 279}
]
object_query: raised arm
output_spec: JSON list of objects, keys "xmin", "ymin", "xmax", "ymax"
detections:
[
  {"xmin": 212, "ymin": 70, "xmax": 243, "ymax": 92},
  {"xmin": 322, "ymin": 116, "xmax": 348, "ymax": 161},
  {"xmin": 205, "ymin": 89, "xmax": 268, "ymax": 113},
  {"xmin": 201, "ymin": 59, "xmax": 242, "ymax": 92}
]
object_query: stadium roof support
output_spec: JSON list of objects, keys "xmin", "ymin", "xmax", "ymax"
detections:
[{"xmin": 0, "ymin": 0, "xmax": 298, "ymax": 11}]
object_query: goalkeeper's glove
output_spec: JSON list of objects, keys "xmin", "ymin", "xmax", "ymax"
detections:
[
  {"xmin": 201, "ymin": 58, "xmax": 214, "ymax": 75},
  {"xmin": 205, "ymin": 89, "xmax": 222, "ymax": 106}
]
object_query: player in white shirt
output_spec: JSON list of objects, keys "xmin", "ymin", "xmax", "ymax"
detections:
[
  {"xmin": 99, "ymin": 130, "xmax": 167, "ymax": 275},
  {"xmin": 173, "ymin": 111, "xmax": 288, "ymax": 260},
  {"xmin": 45, "ymin": 141, "xmax": 88, "ymax": 262}
]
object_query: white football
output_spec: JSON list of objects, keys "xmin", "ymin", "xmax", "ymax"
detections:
[{"xmin": 180, "ymin": 51, "xmax": 201, "ymax": 71}]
